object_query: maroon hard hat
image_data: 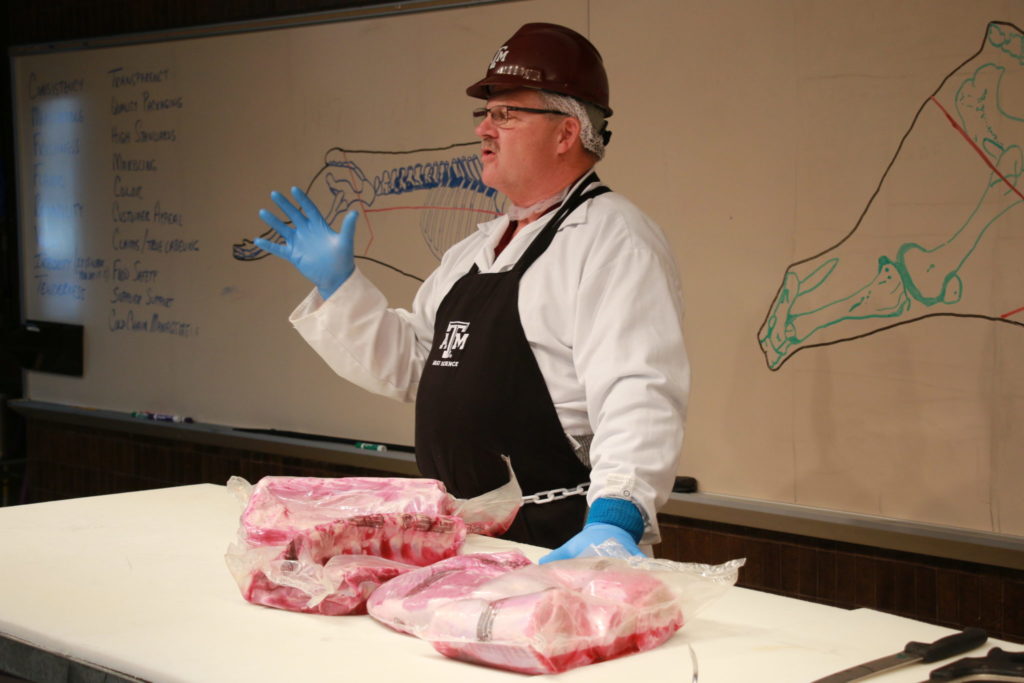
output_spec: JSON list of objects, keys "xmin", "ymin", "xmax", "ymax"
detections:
[{"xmin": 466, "ymin": 23, "xmax": 612, "ymax": 117}]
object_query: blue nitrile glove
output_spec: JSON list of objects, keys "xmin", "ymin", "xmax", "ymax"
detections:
[
  {"xmin": 538, "ymin": 498, "xmax": 646, "ymax": 564},
  {"xmin": 255, "ymin": 186, "xmax": 357, "ymax": 300}
]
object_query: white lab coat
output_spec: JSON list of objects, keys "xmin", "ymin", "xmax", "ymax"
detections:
[{"xmin": 290, "ymin": 181, "xmax": 689, "ymax": 544}]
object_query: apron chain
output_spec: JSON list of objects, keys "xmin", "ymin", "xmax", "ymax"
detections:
[{"xmin": 522, "ymin": 482, "xmax": 590, "ymax": 505}]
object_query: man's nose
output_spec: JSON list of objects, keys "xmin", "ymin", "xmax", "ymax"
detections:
[{"xmin": 475, "ymin": 113, "xmax": 497, "ymax": 138}]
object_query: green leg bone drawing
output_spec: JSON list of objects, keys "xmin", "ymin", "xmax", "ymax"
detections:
[{"xmin": 758, "ymin": 21, "xmax": 1024, "ymax": 370}]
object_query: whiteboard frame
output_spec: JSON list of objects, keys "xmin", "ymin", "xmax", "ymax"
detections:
[{"xmin": 8, "ymin": 0, "xmax": 518, "ymax": 55}]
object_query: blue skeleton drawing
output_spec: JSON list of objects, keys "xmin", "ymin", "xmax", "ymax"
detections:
[{"xmin": 234, "ymin": 144, "xmax": 505, "ymax": 281}]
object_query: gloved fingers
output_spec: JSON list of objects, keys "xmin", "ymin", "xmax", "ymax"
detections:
[
  {"xmin": 253, "ymin": 236, "xmax": 290, "ymax": 260},
  {"xmin": 537, "ymin": 545, "xmax": 572, "ymax": 565},
  {"xmin": 587, "ymin": 524, "xmax": 646, "ymax": 556},
  {"xmin": 270, "ymin": 189, "xmax": 308, "ymax": 228},
  {"xmin": 537, "ymin": 523, "xmax": 647, "ymax": 565},
  {"xmin": 339, "ymin": 210, "xmax": 359, "ymax": 244},
  {"xmin": 289, "ymin": 186, "xmax": 329, "ymax": 228},
  {"xmin": 621, "ymin": 541, "xmax": 646, "ymax": 556},
  {"xmin": 257, "ymin": 208, "xmax": 294, "ymax": 243}
]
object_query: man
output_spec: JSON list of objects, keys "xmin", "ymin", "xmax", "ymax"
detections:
[{"xmin": 256, "ymin": 23, "xmax": 689, "ymax": 562}]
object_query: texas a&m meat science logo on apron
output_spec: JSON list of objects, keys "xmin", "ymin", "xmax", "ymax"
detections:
[{"xmin": 432, "ymin": 321, "xmax": 470, "ymax": 367}]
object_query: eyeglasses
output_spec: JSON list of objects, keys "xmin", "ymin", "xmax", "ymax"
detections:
[{"xmin": 472, "ymin": 105, "xmax": 569, "ymax": 127}]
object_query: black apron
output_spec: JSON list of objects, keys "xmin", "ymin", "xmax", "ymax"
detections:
[{"xmin": 415, "ymin": 173, "xmax": 609, "ymax": 548}]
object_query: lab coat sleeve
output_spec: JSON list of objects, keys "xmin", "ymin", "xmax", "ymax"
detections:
[
  {"xmin": 573, "ymin": 221, "xmax": 690, "ymax": 545},
  {"xmin": 288, "ymin": 268, "xmax": 436, "ymax": 403}
]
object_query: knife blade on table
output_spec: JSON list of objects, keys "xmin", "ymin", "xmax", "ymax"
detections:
[{"xmin": 812, "ymin": 627, "xmax": 988, "ymax": 683}]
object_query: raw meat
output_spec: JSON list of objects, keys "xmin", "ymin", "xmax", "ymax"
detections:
[
  {"xmin": 246, "ymin": 554, "xmax": 414, "ymax": 616},
  {"xmin": 367, "ymin": 553, "xmax": 685, "ymax": 675},
  {"xmin": 225, "ymin": 461, "xmax": 525, "ymax": 616},
  {"xmin": 289, "ymin": 513, "xmax": 467, "ymax": 566},
  {"xmin": 238, "ymin": 476, "xmax": 454, "ymax": 546},
  {"xmin": 425, "ymin": 561, "xmax": 683, "ymax": 674},
  {"xmin": 229, "ymin": 513, "xmax": 466, "ymax": 615},
  {"xmin": 232, "ymin": 465, "xmax": 521, "ymax": 546},
  {"xmin": 367, "ymin": 551, "xmax": 534, "ymax": 634}
]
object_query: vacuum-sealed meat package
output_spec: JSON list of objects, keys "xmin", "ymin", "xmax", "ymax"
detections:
[
  {"xmin": 229, "ymin": 456, "xmax": 521, "ymax": 545},
  {"xmin": 226, "ymin": 513, "xmax": 467, "ymax": 615},
  {"xmin": 245, "ymin": 553, "xmax": 414, "ymax": 616},
  {"xmin": 368, "ymin": 542, "xmax": 744, "ymax": 675},
  {"xmin": 368, "ymin": 551, "xmax": 535, "ymax": 634},
  {"xmin": 423, "ymin": 560, "xmax": 684, "ymax": 673},
  {"xmin": 224, "ymin": 460, "xmax": 520, "ymax": 615},
  {"xmin": 286, "ymin": 512, "xmax": 467, "ymax": 566}
]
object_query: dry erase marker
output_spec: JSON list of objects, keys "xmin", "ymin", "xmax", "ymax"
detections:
[
  {"xmin": 354, "ymin": 441, "xmax": 387, "ymax": 452},
  {"xmin": 133, "ymin": 411, "xmax": 194, "ymax": 423},
  {"xmin": 151, "ymin": 412, "xmax": 193, "ymax": 423}
]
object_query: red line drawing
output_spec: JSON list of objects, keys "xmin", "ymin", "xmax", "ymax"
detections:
[{"xmin": 930, "ymin": 95, "xmax": 1024, "ymax": 202}]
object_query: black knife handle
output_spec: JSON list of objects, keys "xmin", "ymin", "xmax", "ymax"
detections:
[
  {"xmin": 904, "ymin": 627, "xmax": 988, "ymax": 663},
  {"xmin": 928, "ymin": 647, "xmax": 1024, "ymax": 680}
]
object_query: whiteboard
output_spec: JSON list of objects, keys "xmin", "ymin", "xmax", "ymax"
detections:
[{"xmin": 13, "ymin": 0, "xmax": 1024, "ymax": 537}]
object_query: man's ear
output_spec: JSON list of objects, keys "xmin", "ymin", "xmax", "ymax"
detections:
[{"xmin": 555, "ymin": 116, "xmax": 582, "ymax": 154}]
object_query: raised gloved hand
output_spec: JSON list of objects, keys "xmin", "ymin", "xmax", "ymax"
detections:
[
  {"xmin": 255, "ymin": 186, "xmax": 357, "ymax": 300},
  {"xmin": 538, "ymin": 498, "xmax": 646, "ymax": 564}
]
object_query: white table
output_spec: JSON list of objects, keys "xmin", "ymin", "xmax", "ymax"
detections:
[{"xmin": 0, "ymin": 485, "xmax": 1013, "ymax": 682}]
